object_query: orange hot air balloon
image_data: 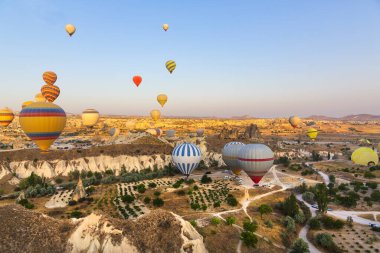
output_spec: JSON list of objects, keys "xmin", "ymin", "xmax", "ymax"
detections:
[
  {"xmin": 0, "ymin": 108, "xmax": 15, "ymax": 127},
  {"xmin": 22, "ymin": 101, "xmax": 33, "ymax": 109},
  {"xmin": 133, "ymin": 76, "xmax": 142, "ymax": 87},
  {"xmin": 43, "ymin": 71, "xmax": 57, "ymax": 86},
  {"xmin": 41, "ymin": 84, "xmax": 60, "ymax": 102}
]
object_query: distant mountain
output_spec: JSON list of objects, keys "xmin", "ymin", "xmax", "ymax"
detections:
[{"xmin": 307, "ymin": 114, "xmax": 380, "ymax": 121}]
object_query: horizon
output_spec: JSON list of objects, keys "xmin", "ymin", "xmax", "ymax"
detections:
[{"xmin": 1, "ymin": 0, "xmax": 380, "ymax": 117}]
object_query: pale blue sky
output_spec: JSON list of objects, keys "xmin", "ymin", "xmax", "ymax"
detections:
[{"xmin": 0, "ymin": 0, "xmax": 379, "ymax": 117}]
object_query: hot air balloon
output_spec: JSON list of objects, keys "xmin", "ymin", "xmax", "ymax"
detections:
[
  {"xmin": 157, "ymin": 94, "xmax": 168, "ymax": 107},
  {"xmin": 41, "ymin": 84, "xmax": 60, "ymax": 102},
  {"xmin": 150, "ymin": 109, "xmax": 161, "ymax": 122},
  {"xmin": 222, "ymin": 142, "xmax": 245, "ymax": 175},
  {"xmin": 42, "ymin": 71, "xmax": 57, "ymax": 85},
  {"xmin": 238, "ymin": 144, "xmax": 274, "ymax": 185},
  {"xmin": 351, "ymin": 147, "xmax": 378, "ymax": 166},
  {"xmin": 35, "ymin": 93, "xmax": 46, "ymax": 102},
  {"xmin": 82, "ymin": 109, "xmax": 100, "ymax": 127},
  {"xmin": 22, "ymin": 101, "xmax": 33, "ymax": 109},
  {"xmin": 0, "ymin": 108, "xmax": 15, "ymax": 127},
  {"xmin": 109, "ymin": 128, "xmax": 120, "ymax": 138},
  {"xmin": 133, "ymin": 76, "xmax": 142, "ymax": 87},
  {"xmin": 65, "ymin": 24, "xmax": 76, "ymax": 36},
  {"xmin": 196, "ymin": 129, "xmax": 205, "ymax": 137},
  {"xmin": 307, "ymin": 128, "xmax": 318, "ymax": 141},
  {"xmin": 172, "ymin": 142, "xmax": 202, "ymax": 177},
  {"xmin": 165, "ymin": 60, "xmax": 176, "ymax": 74},
  {"xmin": 289, "ymin": 116, "xmax": 301, "ymax": 128},
  {"xmin": 19, "ymin": 102, "xmax": 66, "ymax": 152},
  {"xmin": 163, "ymin": 24, "xmax": 169, "ymax": 31},
  {"xmin": 166, "ymin": 129, "xmax": 176, "ymax": 138}
]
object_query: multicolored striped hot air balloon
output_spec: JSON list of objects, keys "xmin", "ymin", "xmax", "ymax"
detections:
[
  {"xmin": 222, "ymin": 142, "xmax": 245, "ymax": 175},
  {"xmin": 238, "ymin": 144, "xmax": 274, "ymax": 185},
  {"xmin": 81, "ymin": 109, "xmax": 100, "ymax": 127},
  {"xmin": 19, "ymin": 102, "xmax": 67, "ymax": 152},
  {"xmin": 172, "ymin": 143, "xmax": 202, "ymax": 177},
  {"xmin": 157, "ymin": 94, "xmax": 168, "ymax": 107},
  {"xmin": 41, "ymin": 84, "xmax": 60, "ymax": 102},
  {"xmin": 165, "ymin": 60, "xmax": 176, "ymax": 74},
  {"xmin": 150, "ymin": 109, "xmax": 161, "ymax": 122},
  {"xmin": 42, "ymin": 71, "xmax": 57, "ymax": 86},
  {"xmin": 0, "ymin": 108, "xmax": 15, "ymax": 127},
  {"xmin": 307, "ymin": 128, "xmax": 318, "ymax": 141}
]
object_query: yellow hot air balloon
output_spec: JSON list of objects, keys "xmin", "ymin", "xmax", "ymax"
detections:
[
  {"xmin": 289, "ymin": 116, "xmax": 301, "ymax": 128},
  {"xmin": 65, "ymin": 24, "xmax": 76, "ymax": 36},
  {"xmin": 35, "ymin": 93, "xmax": 46, "ymax": 102},
  {"xmin": 19, "ymin": 102, "xmax": 67, "ymax": 152},
  {"xmin": 0, "ymin": 108, "xmax": 15, "ymax": 127},
  {"xmin": 351, "ymin": 147, "xmax": 379, "ymax": 166},
  {"xmin": 163, "ymin": 24, "xmax": 169, "ymax": 31},
  {"xmin": 307, "ymin": 128, "xmax": 318, "ymax": 141},
  {"xmin": 82, "ymin": 109, "xmax": 100, "ymax": 127},
  {"xmin": 157, "ymin": 94, "xmax": 168, "ymax": 107},
  {"xmin": 150, "ymin": 109, "xmax": 161, "ymax": 122},
  {"xmin": 165, "ymin": 60, "xmax": 176, "ymax": 74},
  {"xmin": 22, "ymin": 101, "xmax": 34, "ymax": 109}
]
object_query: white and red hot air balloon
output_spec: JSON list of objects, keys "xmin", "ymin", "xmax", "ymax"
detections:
[{"xmin": 238, "ymin": 144, "xmax": 274, "ymax": 185}]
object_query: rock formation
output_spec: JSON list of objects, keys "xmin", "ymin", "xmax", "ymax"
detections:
[{"xmin": 72, "ymin": 178, "xmax": 86, "ymax": 201}]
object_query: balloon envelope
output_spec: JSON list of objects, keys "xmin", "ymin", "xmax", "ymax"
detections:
[
  {"xmin": 166, "ymin": 129, "xmax": 176, "ymax": 138},
  {"xmin": 163, "ymin": 24, "xmax": 169, "ymax": 31},
  {"xmin": 133, "ymin": 76, "xmax": 142, "ymax": 87},
  {"xmin": 150, "ymin": 109, "xmax": 161, "ymax": 122},
  {"xmin": 35, "ymin": 93, "xmax": 46, "ymax": 102},
  {"xmin": 0, "ymin": 108, "xmax": 15, "ymax": 127},
  {"xmin": 289, "ymin": 116, "xmax": 301, "ymax": 128},
  {"xmin": 172, "ymin": 143, "xmax": 202, "ymax": 176},
  {"xmin": 109, "ymin": 128, "xmax": 120, "ymax": 137},
  {"xmin": 65, "ymin": 24, "xmax": 76, "ymax": 36},
  {"xmin": 41, "ymin": 84, "xmax": 60, "ymax": 102},
  {"xmin": 307, "ymin": 128, "xmax": 318, "ymax": 141},
  {"xmin": 22, "ymin": 101, "xmax": 34, "ymax": 109},
  {"xmin": 157, "ymin": 94, "xmax": 168, "ymax": 107},
  {"xmin": 238, "ymin": 144, "xmax": 274, "ymax": 184},
  {"xmin": 19, "ymin": 102, "xmax": 66, "ymax": 151},
  {"xmin": 222, "ymin": 142, "xmax": 245, "ymax": 175},
  {"xmin": 82, "ymin": 109, "xmax": 99, "ymax": 127},
  {"xmin": 196, "ymin": 129, "xmax": 204, "ymax": 137},
  {"xmin": 351, "ymin": 147, "xmax": 378, "ymax": 166},
  {"xmin": 42, "ymin": 71, "xmax": 57, "ymax": 85},
  {"xmin": 165, "ymin": 60, "xmax": 176, "ymax": 74}
]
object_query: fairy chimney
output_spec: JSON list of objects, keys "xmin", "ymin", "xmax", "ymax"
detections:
[{"xmin": 72, "ymin": 177, "xmax": 86, "ymax": 201}]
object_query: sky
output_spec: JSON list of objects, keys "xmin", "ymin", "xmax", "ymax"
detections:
[{"xmin": 0, "ymin": 0, "xmax": 379, "ymax": 118}]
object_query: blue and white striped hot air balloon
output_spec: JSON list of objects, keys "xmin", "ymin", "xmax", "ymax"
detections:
[{"xmin": 172, "ymin": 142, "xmax": 202, "ymax": 177}]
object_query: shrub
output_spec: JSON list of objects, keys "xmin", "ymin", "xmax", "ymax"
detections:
[
  {"xmin": 240, "ymin": 231, "xmax": 258, "ymax": 248},
  {"xmin": 190, "ymin": 220, "xmax": 197, "ymax": 227},
  {"xmin": 152, "ymin": 197, "xmax": 164, "ymax": 207},
  {"xmin": 148, "ymin": 182, "xmax": 157, "ymax": 188},
  {"xmin": 302, "ymin": 191, "xmax": 315, "ymax": 204},
  {"xmin": 19, "ymin": 172, "xmax": 44, "ymax": 190},
  {"xmin": 283, "ymin": 216, "xmax": 296, "ymax": 233},
  {"xmin": 258, "ymin": 204, "xmax": 272, "ymax": 219},
  {"xmin": 193, "ymin": 185, "xmax": 199, "ymax": 190},
  {"xmin": 213, "ymin": 201, "xmax": 221, "ymax": 208},
  {"xmin": 309, "ymin": 217, "xmax": 321, "ymax": 230},
  {"xmin": 70, "ymin": 211, "xmax": 83, "ymax": 219},
  {"xmin": 294, "ymin": 211, "xmax": 306, "ymax": 224},
  {"xmin": 55, "ymin": 178, "xmax": 63, "ymax": 184},
  {"xmin": 264, "ymin": 220, "xmax": 273, "ymax": 228},
  {"xmin": 364, "ymin": 171, "xmax": 376, "ymax": 179},
  {"xmin": 200, "ymin": 174, "xmax": 212, "ymax": 184},
  {"xmin": 121, "ymin": 194, "xmax": 135, "ymax": 204},
  {"xmin": 290, "ymin": 238, "xmax": 310, "ymax": 253},
  {"xmin": 154, "ymin": 191, "xmax": 161, "ymax": 197},
  {"xmin": 144, "ymin": 196, "xmax": 151, "ymax": 204},
  {"xmin": 371, "ymin": 190, "xmax": 380, "ymax": 202},
  {"xmin": 137, "ymin": 184, "xmax": 146, "ymax": 193},
  {"xmin": 211, "ymin": 217, "xmax": 221, "ymax": 225},
  {"xmin": 366, "ymin": 182, "xmax": 378, "ymax": 189},
  {"xmin": 225, "ymin": 216, "xmax": 236, "ymax": 225},
  {"xmin": 226, "ymin": 194, "xmax": 238, "ymax": 206},
  {"xmin": 275, "ymin": 156, "xmax": 290, "ymax": 167},
  {"xmin": 243, "ymin": 220, "xmax": 258, "ymax": 232},
  {"xmin": 191, "ymin": 202, "xmax": 201, "ymax": 210},
  {"xmin": 315, "ymin": 233, "xmax": 341, "ymax": 252},
  {"xmin": 320, "ymin": 215, "xmax": 344, "ymax": 229},
  {"xmin": 18, "ymin": 199, "xmax": 34, "ymax": 209}
]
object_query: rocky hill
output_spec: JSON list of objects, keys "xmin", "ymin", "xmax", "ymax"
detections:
[{"xmin": 0, "ymin": 205, "xmax": 207, "ymax": 253}]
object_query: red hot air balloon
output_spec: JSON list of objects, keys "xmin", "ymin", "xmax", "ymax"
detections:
[{"xmin": 133, "ymin": 76, "xmax": 142, "ymax": 87}]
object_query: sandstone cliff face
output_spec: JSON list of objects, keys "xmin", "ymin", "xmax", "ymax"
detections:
[
  {"xmin": 0, "ymin": 205, "xmax": 208, "ymax": 253},
  {"xmin": 0, "ymin": 152, "xmax": 223, "ymax": 180}
]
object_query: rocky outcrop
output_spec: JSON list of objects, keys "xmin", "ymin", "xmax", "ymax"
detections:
[
  {"xmin": 72, "ymin": 178, "xmax": 86, "ymax": 201},
  {"xmin": 218, "ymin": 124, "xmax": 261, "ymax": 140},
  {"xmin": 0, "ymin": 205, "xmax": 207, "ymax": 253}
]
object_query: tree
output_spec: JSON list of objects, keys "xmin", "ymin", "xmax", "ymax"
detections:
[
  {"xmin": 329, "ymin": 175, "xmax": 335, "ymax": 183},
  {"xmin": 137, "ymin": 184, "xmax": 146, "ymax": 193},
  {"xmin": 314, "ymin": 183, "xmax": 328, "ymax": 214},
  {"xmin": 290, "ymin": 238, "xmax": 310, "ymax": 253},
  {"xmin": 283, "ymin": 194, "xmax": 299, "ymax": 217},
  {"xmin": 226, "ymin": 194, "xmax": 238, "ymax": 207},
  {"xmin": 144, "ymin": 196, "xmax": 151, "ymax": 204},
  {"xmin": 240, "ymin": 231, "xmax": 258, "ymax": 248},
  {"xmin": 283, "ymin": 216, "xmax": 296, "ymax": 233},
  {"xmin": 121, "ymin": 194, "xmax": 135, "ymax": 204},
  {"xmin": 346, "ymin": 216, "xmax": 353, "ymax": 227},
  {"xmin": 309, "ymin": 217, "xmax": 321, "ymax": 230},
  {"xmin": 154, "ymin": 191, "xmax": 161, "ymax": 197},
  {"xmin": 226, "ymin": 216, "xmax": 236, "ymax": 225},
  {"xmin": 148, "ymin": 182, "xmax": 157, "ymax": 188},
  {"xmin": 371, "ymin": 190, "xmax": 380, "ymax": 202},
  {"xmin": 19, "ymin": 172, "xmax": 43, "ymax": 190},
  {"xmin": 200, "ymin": 174, "xmax": 212, "ymax": 184},
  {"xmin": 258, "ymin": 204, "xmax": 272, "ymax": 219},
  {"xmin": 153, "ymin": 197, "xmax": 164, "ymax": 207},
  {"xmin": 302, "ymin": 191, "xmax": 315, "ymax": 204},
  {"xmin": 211, "ymin": 217, "xmax": 221, "ymax": 225},
  {"xmin": 243, "ymin": 220, "xmax": 258, "ymax": 232}
]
